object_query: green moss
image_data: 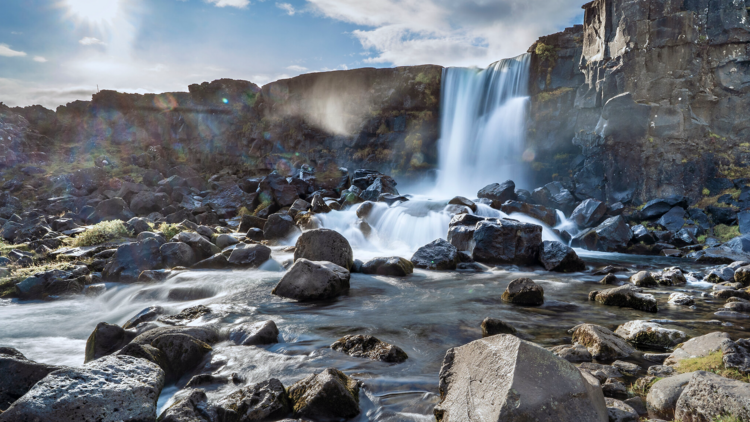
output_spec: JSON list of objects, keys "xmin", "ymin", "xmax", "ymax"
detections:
[
  {"xmin": 538, "ymin": 87, "xmax": 574, "ymax": 103},
  {"xmin": 676, "ymin": 351, "xmax": 750, "ymax": 383},
  {"xmin": 714, "ymin": 225, "xmax": 740, "ymax": 243},
  {"xmin": 70, "ymin": 220, "xmax": 132, "ymax": 247},
  {"xmin": 629, "ymin": 376, "xmax": 661, "ymax": 398},
  {"xmin": 703, "ymin": 187, "xmax": 711, "ymax": 196},
  {"xmin": 713, "ymin": 415, "xmax": 742, "ymax": 422},
  {"xmin": 157, "ymin": 223, "xmax": 182, "ymax": 240},
  {"xmin": 697, "ymin": 234, "xmax": 707, "ymax": 244}
]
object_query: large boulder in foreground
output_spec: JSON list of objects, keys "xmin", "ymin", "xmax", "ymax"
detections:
[
  {"xmin": 434, "ymin": 334, "xmax": 608, "ymax": 422},
  {"xmin": 539, "ymin": 240, "xmax": 585, "ymax": 272},
  {"xmin": 675, "ymin": 371, "xmax": 750, "ymax": 422},
  {"xmin": 411, "ymin": 238, "xmax": 459, "ymax": 270},
  {"xmin": 272, "ymin": 259, "xmax": 350, "ymax": 301},
  {"xmin": 331, "ymin": 334, "xmax": 408, "ymax": 363},
  {"xmin": 294, "ymin": 229, "xmax": 353, "ymax": 270},
  {"xmin": 287, "ymin": 368, "xmax": 361, "ymax": 420},
  {"xmin": 0, "ymin": 355, "xmax": 164, "ymax": 422},
  {"xmin": 0, "ymin": 349, "xmax": 63, "ymax": 411},
  {"xmin": 472, "ymin": 220, "xmax": 542, "ymax": 265}
]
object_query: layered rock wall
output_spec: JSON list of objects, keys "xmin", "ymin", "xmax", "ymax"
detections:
[{"xmin": 528, "ymin": 0, "xmax": 750, "ymax": 204}]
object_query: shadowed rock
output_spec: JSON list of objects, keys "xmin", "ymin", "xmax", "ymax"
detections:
[
  {"xmin": 288, "ymin": 368, "xmax": 360, "ymax": 420},
  {"xmin": 331, "ymin": 334, "xmax": 408, "ymax": 363},
  {"xmin": 272, "ymin": 259, "xmax": 350, "ymax": 301}
]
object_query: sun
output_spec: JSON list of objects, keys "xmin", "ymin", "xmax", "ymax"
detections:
[{"xmin": 63, "ymin": 0, "xmax": 121, "ymax": 24}]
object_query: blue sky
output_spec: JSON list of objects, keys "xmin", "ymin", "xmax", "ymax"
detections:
[{"xmin": 0, "ymin": 0, "xmax": 585, "ymax": 109}]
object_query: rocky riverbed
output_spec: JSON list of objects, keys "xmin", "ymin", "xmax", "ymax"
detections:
[{"xmin": 1, "ymin": 163, "xmax": 749, "ymax": 421}]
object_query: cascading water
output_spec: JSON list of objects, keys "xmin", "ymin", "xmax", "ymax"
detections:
[{"xmin": 434, "ymin": 54, "xmax": 531, "ymax": 196}]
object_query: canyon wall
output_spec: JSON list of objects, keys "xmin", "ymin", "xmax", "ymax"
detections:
[{"xmin": 527, "ymin": 0, "xmax": 750, "ymax": 205}]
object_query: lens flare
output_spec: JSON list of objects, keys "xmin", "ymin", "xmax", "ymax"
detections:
[{"xmin": 63, "ymin": 0, "xmax": 121, "ymax": 24}]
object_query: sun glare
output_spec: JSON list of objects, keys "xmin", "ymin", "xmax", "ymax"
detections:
[{"xmin": 64, "ymin": 0, "xmax": 121, "ymax": 24}]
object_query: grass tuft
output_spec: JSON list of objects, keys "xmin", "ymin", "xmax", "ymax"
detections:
[
  {"xmin": 70, "ymin": 220, "xmax": 132, "ymax": 247},
  {"xmin": 157, "ymin": 223, "xmax": 181, "ymax": 240},
  {"xmin": 714, "ymin": 225, "xmax": 741, "ymax": 243},
  {"xmin": 675, "ymin": 351, "xmax": 750, "ymax": 383}
]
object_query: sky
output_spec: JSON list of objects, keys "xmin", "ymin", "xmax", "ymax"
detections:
[{"xmin": 0, "ymin": 0, "xmax": 585, "ymax": 109}]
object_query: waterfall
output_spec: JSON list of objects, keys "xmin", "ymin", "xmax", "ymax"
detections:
[{"xmin": 434, "ymin": 54, "xmax": 531, "ymax": 197}]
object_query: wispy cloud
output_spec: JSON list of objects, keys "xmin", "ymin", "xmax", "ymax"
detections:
[
  {"xmin": 33, "ymin": 56, "xmax": 48, "ymax": 63},
  {"xmin": 205, "ymin": 0, "xmax": 250, "ymax": 8},
  {"xmin": 0, "ymin": 44, "xmax": 27, "ymax": 57},
  {"xmin": 79, "ymin": 37, "xmax": 105, "ymax": 46},
  {"xmin": 286, "ymin": 65, "xmax": 307, "ymax": 71},
  {"xmin": 276, "ymin": 2, "xmax": 296, "ymax": 15}
]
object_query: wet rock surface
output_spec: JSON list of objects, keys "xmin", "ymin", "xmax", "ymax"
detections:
[{"xmin": 331, "ymin": 334, "xmax": 408, "ymax": 363}]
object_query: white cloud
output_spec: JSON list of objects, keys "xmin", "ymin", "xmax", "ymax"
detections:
[
  {"xmin": 205, "ymin": 0, "xmax": 250, "ymax": 8},
  {"xmin": 0, "ymin": 44, "xmax": 27, "ymax": 57},
  {"xmin": 306, "ymin": 0, "xmax": 584, "ymax": 67},
  {"xmin": 79, "ymin": 37, "xmax": 106, "ymax": 46},
  {"xmin": 276, "ymin": 2, "xmax": 296, "ymax": 15},
  {"xmin": 33, "ymin": 56, "xmax": 48, "ymax": 63},
  {"xmin": 286, "ymin": 65, "xmax": 308, "ymax": 71}
]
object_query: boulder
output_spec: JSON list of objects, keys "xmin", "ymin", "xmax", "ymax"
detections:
[
  {"xmin": 539, "ymin": 240, "xmax": 586, "ymax": 272},
  {"xmin": 664, "ymin": 332, "xmax": 732, "ymax": 367},
  {"xmin": 126, "ymin": 217, "xmax": 152, "ymax": 236},
  {"xmin": 215, "ymin": 234, "xmax": 239, "ymax": 249},
  {"xmin": 15, "ymin": 266, "xmax": 89, "ymax": 300},
  {"xmin": 481, "ymin": 318, "xmax": 517, "ymax": 337},
  {"xmin": 214, "ymin": 378, "xmax": 292, "ymax": 422},
  {"xmin": 288, "ymin": 198, "xmax": 311, "ymax": 219},
  {"xmin": 734, "ymin": 265, "xmax": 750, "ymax": 286},
  {"xmin": 501, "ymin": 278, "xmax": 544, "ymax": 305},
  {"xmin": 674, "ymin": 371, "xmax": 750, "ymax": 422},
  {"xmin": 614, "ymin": 321, "xmax": 687, "ymax": 349},
  {"xmin": 571, "ymin": 324, "xmax": 635, "ymax": 361},
  {"xmin": 570, "ymin": 198, "xmax": 607, "ymax": 228},
  {"xmin": 0, "ymin": 350, "xmax": 63, "ymax": 411},
  {"xmin": 86, "ymin": 198, "xmax": 136, "ymax": 224},
  {"xmin": 238, "ymin": 215, "xmax": 267, "ymax": 232},
  {"xmin": 411, "ymin": 238, "xmax": 459, "ymax": 270},
  {"xmin": 331, "ymin": 334, "xmax": 408, "ymax": 363},
  {"xmin": 263, "ymin": 214, "xmax": 300, "ymax": 241},
  {"xmin": 151, "ymin": 333, "xmax": 212, "ymax": 383},
  {"xmin": 310, "ymin": 194, "xmax": 331, "ymax": 214},
  {"xmin": 500, "ymin": 200, "xmax": 557, "ymax": 227},
  {"xmin": 448, "ymin": 196, "xmax": 477, "ymax": 212},
  {"xmin": 227, "ymin": 244, "xmax": 272, "ymax": 268},
  {"xmin": 84, "ymin": 322, "xmax": 137, "ymax": 363},
  {"xmin": 130, "ymin": 191, "xmax": 170, "ymax": 216},
  {"xmin": 630, "ymin": 271, "xmax": 657, "ymax": 287},
  {"xmin": 549, "ymin": 344, "xmax": 593, "ymax": 363},
  {"xmin": 657, "ymin": 267, "xmax": 687, "ymax": 286},
  {"xmin": 360, "ymin": 257, "xmax": 414, "ymax": 276},
  {"xmin": 102, "ymin": 238, "xmax": 164, "ymax": 282},
  {"xmin": 272, "ymin": 259, "xmax": 350, "ymax": 301},
  {"xmin": 157, "ymin": 389, "xmax": 212, "ymax": 422},
  {"xmin": 472, "ymin": 219, "xmax": 542, "ymax": 265},
  {"xmin": 605, "ymin": 398, "xmax": 639, "ymax": 422},
  {"xmin": 160, "ymin": 242, "xmax": 197, "ymax": 268},
  {"xmin": 171, "ymin": 232, "xmax": 220, "ymax": 261},
  {"xmin": 646, "ymin": 372, "xmax": 694, "ymax": 420},
  {"xmin": 287, "ymin": 368, "xmax": 360, "ymax": 420},
  {"xmin": 668, "ymin": 292, "xmax": 695, "ymax": 306},
  {"xmin": 229, "ymin": 320, "xmax": 279, "ymax": 346},
  {"xmin": 722, "ymin": 338, "xmax": 750, "ymax": 374},
  {"xmin": 433, "ymin": 334, "xmax": 608, "ymax": 422},
  {"xmin": 640, "ymin": 196, "xmax": 688, "ymax": 220},
  {"xmin": 123, "ymin": 306, "xmax": 165, "ymax": 330},
  {"xmin": 0, "ymin": 355, "xmax": 164, "ymax": 422},
  {"xmin": 603, "ymin": 379, "xmax": 628, "ymax": 399},
  {"xmin": 578, "ymin": 362, "xmax": 623, "ymax": 383},
  {"xmin": 360, "ymin": 177, "xmax": 399, "ymax": 202},
  {"xmin": 477, "ymin": 180, "xmax": 517, "ymax": 208},
  {"xmin": 656, "ymin": 207, "xmax": 686, "ymax": 232},
  {"xmin": 447, "ymin": 224, "xmax": 476, "ymax": 251},
  {"xmin": 294, "ymin": 229, "xmax": 353, "ymax": 270},
  {"xmin": 591, "ymin": 284, "xmax": 658, "ymax": 313}
]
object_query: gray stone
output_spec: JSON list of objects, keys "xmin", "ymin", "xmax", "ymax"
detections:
[
  {"xmin": 102, "ymin": 238, "xmax": 164, "ymax": 282},
  {"xmin": 84, "ymin": 322, "xmax": 137, "ymax": 363},
  {"xmin": 171, "ymin": 232, "xmax": 220, "ymax": 261},
  {"xmin": 472, "ymin": 219, "xmax": 542, "ymax": 265},
  {"xmin": 646, "ymin": 372, "xmax": 694, "ymax": 420},
  {"xmin": 360, "ymin": 256, "xmax": 414, "ymax": 276},
  {"xmin": 214, "ymin": 378, "xmax": 292, "ymax": 422},
  {"xmin": 614, "ymin": 321, "xmax": 687, "ymax": 349},
  {"xmin": 550, "ymin": 344, "xmax": 593, "ymax": 363},
  {"xmin": 603, "ymin": 378, "xmax": 628, "ymax": 399},
  {"xmin": 481, "ymin": 318, "xmax": 518, "ymax": 337},
  {"xmin": 227, "ymin": 244, "xmax": 272, "ymax": 268},
  {"xmin": 722, "ymin": 338, "xmax": 750, "ymax": 375},
  {"xmin": 591, "ymin": 284, "xmax": 658, "ymax": 313},
  {"xmin": 157, "ymin": 389, "xmax": 213, "ymax": 422},
  {"xmin": 571, "ymin": 324, "xmax": 635, "ymax": 361},
  {"xmin": 630, "ymin": 271, "xmax": 657, "ymax": 287},
  {"xmin": 668, "ymin": 292, "xmax": 695, "ymax": 306},
  {"xmin": 229, "ymin": 320, "xmax": 279, "ymax": 346},
  {"xmin": 0, "ymin": 355, "xmax": 164, "ymax": 422},
  {"xmin": 571, "ymin": 198, "xmax": 607, "ymax": 228},
  {"xmin": 539, "ymin": 240, "xmax": 586, "ymax": 272},
  {"xmin": 287, "ymin": 368, "xmax": 360, "ymax": 420},
  {"xmin": 331, "ymin": 334, "xmax": 408, "ymax": 363},
  {"xmin": 675, "ymin": 371, "xmax": 750, "ymax": 422},
  {"xmin": 272, "ymin": 258, "xmax": 350, "ymax": 301},
  {"xmin": 160, "ymin": 242, "xmax": 197, "ymax": 268},
  {"xmin": 578, "ymin": 363, "xmax": 623, "ymax": 383},
  {"xmin": 605, "ymin": 398, "xmax": 638, "ymax": 422},
  {"xmin": 647, "ymin": 365, "xmax": 676, "ymax": 377},
  {"xmin": 501, "ymin": 277, "xmax": 544, "ymax": 305},
  {"xmin": 411, "ymin": 238, "xmax": 459, "ymax": 270},
  {"xmin": 434, "ymin": 334, "xmax": 608, "ymax": 422},
  {"xmin": 215, "ymin": 233, "xmax": 239, "ymax": 249},
  {"xmin": 665, "ymin": 332, "xmax": 732, "ymax": 367},
  {"xmin": 294, "ymin": 229, "xmax": 353, "ymax": 270},
  {"xmin": 263, "ymin": 214, "xmax": 300, "ymax": 241},
  {"xmin": 0, "ymin": 351, "xmax": 63, "ymax": 411}
]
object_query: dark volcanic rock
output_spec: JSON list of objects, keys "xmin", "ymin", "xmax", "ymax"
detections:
[
  {"xmin": 160, "ymin": 242, "xmax": 197, "ymax": 268},
  {"xmin": 640, "ymin": 196, "xmax": 688, "ymax": 220},
  {"xmin": 214, "ymin": 378, "xmax": 292, "ymax": 422},
  {"xmin": 86, "ymin": 198, "xmax": 136, "ymax": 224},
  {"xmin": 500, "ymin": 200, "xmax": 557, "ymax": 226},
  {"xmin": 102, "ymin": 238, "xmax": 164, "ymax": 282},
  {"xmin": 501, "ymin": 278, "xmax": 544, "ymax": 305},
  {"xmin": 539, "ymin": 240, "xmax": 586, "ymax": 272},
  {"xmin": 294, "ymin": 229, "xmax": 354, "ymax": 270},
  {"xmin": 287, "ymin": 368, "xmax": 360, "ymax": 420},
  {"xmin": 570, "ymin": 198, "xmax": 607, "ymax": 228},
  {"xmin": 229, "ymin": 320, "xmax": 279, "ymax": 346},
  {"xmin": 477, "ymin": 180, "xmax": 517, "ymax": 207},
  {"xmin": 472, "ymin": 219, "xmax": 542, "ymax": 265},
  {"xmin": 331, "ymin": 334, "xmax": 408, "ymax": 363},
  {"xmin": 272, "ymin": 258, "xmax": 350, "ymax": 301},
  {"xmin": 360, "ymin": 256, "xmax": 414, "ymax": 276},
  {"xmin": 411, "ymin": 238, "xmax": 459, "ymax": 270},
  {"xmin": 0, "ymin": 350, "xmax": 63, "ymax": 411},
  {"xmin": 591, "ymin": 284, "xmax": 658, "ymax": 313},
  {"xmin": 84, "ymin": 322, "xmax": 137, "ymax": 363},
  {"xmin": 227, "ymin": 244, "xmax": 272, "ymax": 268},
  {"xmin": 657, "ymin": 206, "xmax": 686, "ymax": 232},
  {"xmin": 480, "ymin": 318, "xmax": 517, "ymax": 337},
  {"xmin": 263, "ymin": 213, "xmax": 300, "ymax": 242}
]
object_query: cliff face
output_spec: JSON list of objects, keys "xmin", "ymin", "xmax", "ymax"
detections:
[
  {"xmin": 527, "ymin": 0, "xmax": 750, "ymax": 204},
  {"xmin": 3, "ymin": 66, "xmax": 441, "ymax": 184}
]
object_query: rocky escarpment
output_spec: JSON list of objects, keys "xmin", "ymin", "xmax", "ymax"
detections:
[
  {"xmin": 3, "ymin": 65, "xmax": 441, "ymax": 191},
  {"xmin": 527, "ymin": 0, "xmax": 750, "ymax": 205}
]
